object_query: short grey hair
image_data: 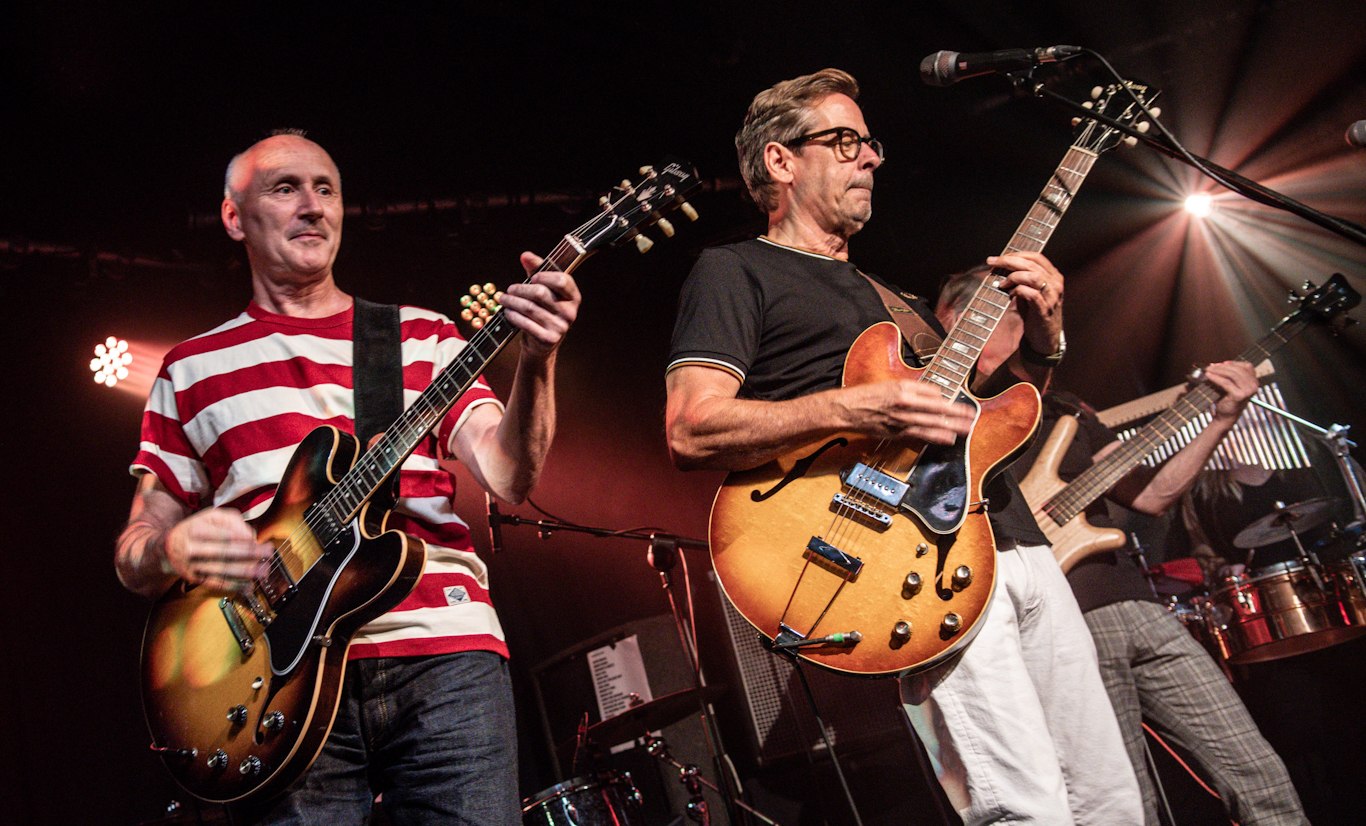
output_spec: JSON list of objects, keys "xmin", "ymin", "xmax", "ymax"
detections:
[
  {"xmin": 735, "ymin": 68, "xmax": 860, "ymax": 213},
  {"xmin": 936, "ymin": 263, "xmax": 995, "ymax": 316}
]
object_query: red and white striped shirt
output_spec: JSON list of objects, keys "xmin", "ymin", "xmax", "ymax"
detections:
[{"xmin": 132, "ymin": 301, "xmax": 509, "ymax": 660}]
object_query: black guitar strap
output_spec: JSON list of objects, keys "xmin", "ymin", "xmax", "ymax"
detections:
[{"xmin": 353, "ymin": 297, "xmax": 405, "ymax": 452}]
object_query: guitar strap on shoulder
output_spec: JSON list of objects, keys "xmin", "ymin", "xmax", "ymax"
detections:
[
  {"xmin": 353, "ymin": 297, "xmax": 405, "ymax": 453},
  {"xmin": 857, "ymin": 271, "xmax": 943, "ymax": 364}
]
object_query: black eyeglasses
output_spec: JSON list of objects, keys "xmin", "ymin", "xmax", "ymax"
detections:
[{"xmin": 783, "ymin": 127, "xmax": 885, "ymax": 162}]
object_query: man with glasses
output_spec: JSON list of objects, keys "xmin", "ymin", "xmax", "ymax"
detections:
[{"xmin": 665, "ymin": 69, "xmax": 1142, "ymax": 824}]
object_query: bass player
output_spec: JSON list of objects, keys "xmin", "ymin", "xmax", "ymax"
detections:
[{"xmin": 938, "ymin": 265, "xmax": 1307, "ymax": 826}]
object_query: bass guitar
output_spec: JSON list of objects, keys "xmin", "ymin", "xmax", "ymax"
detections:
[
  {"xmin": 709, "ymin": 82, "xmax": 1158, "ymax": 677},
  {"xmin": 140, "ymin": 160, "xmax": 701, "ymax": 804},
  {"xmin": 1020, "ymin": 274, "xmax": 1359, "ymax": 572}
]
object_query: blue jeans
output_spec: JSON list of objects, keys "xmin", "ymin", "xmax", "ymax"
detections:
[{"xmin": 232, "ymin": 650, "xmax": 519, "ymax": 826}]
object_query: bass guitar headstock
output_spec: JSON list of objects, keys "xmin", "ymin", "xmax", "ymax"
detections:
[{"xmin": 1287, "ymin": 273, "xmax": 1361, "ymax": 328}]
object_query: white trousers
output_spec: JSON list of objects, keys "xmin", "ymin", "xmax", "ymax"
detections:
[{"xmin": 901, "ymin": 543, "xmax": 1143, "ymax": 825}]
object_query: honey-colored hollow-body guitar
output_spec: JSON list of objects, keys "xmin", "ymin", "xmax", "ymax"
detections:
[
  {"xmin": 709, "ymin": 82, "xmax": 1160, "ymax": 677},
  {"xmin": 140, "ymin": 160, "xmax": 701, "ymax": 804},
  {"xmin": 711, "ymin": 322, "xmax": 1040, "ymax": 676},
  {"xmin": 1020, "ymin": 274, "xmax": 1359, "ymax": 573}
]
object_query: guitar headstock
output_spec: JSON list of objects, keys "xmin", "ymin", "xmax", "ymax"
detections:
[
  {"xmin": 1072, "ymin": 80, "xmax": 1160, "ymax": 155},
  {"xmin": 1287, "ymin": 273, "xmax": 1361, "ymax": 327},
  {"xmin": 574, "ymin": 157, "xmax": 702, "ymax": 255}
]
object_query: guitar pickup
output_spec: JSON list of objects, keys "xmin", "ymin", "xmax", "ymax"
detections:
[
  {"xmin": 807, "ymin": 536, "xmax": 863, "ymax": 575},
  {"xmin": 840, "ymin": 462, "xmax": 910, "ymax": 509}
]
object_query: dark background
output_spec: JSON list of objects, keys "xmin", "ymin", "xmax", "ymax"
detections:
[{"xmin": 2, "ymin": 1, "xmax": 1364, "ymax": 824}]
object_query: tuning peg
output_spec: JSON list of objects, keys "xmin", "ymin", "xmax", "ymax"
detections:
[
  {"xmin": 469, "ymin": 284, "xmax": 482, "ymax": 296},
  {"xmin": 460, "ymin": 307, "xmax": 474, "ymax": 321},
  {"xmin": 656, "ymin": 216, "xmax": 676, "ymax": 237},
  {"xmin": 621, "ymin": 179, "xmax": 633, "ymax": 190},
  {"xmin": 623, "ymin": 228, "xmax": 654, "ymax": 253},
  {"xmin": 1149, "ymin": 107, "xmax": 1161, "ymax": 119},
  {"xmin": 1091, "ymin": 86, "xmax": 1104, "ymax": 100},
  {"xmin": 1082, "ymin": 101, "xmax": 1094, "ymax": 110},
  {"xmin": 599, "ymin": 195, "xmax": 610, "ymax": 208},
  {"xmin": 1303, "ymin": 280, "xmax": 1316, "ymax": 291},
  {"xmin": 679, "ymin": 201, "xmax": 699, "ymax": 221},
  {"xmin": 638, "ymin": 165, "xmax": 656, "ymax": 176},
  {"xmin": 1123, "ymin": 136, "xmax": 1138, "ymax": 147},
  {"xmin": 470, "ymin": 317, "xmax": 485, "ymax": 330}
]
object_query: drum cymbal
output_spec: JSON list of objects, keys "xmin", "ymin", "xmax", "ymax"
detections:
[
  {"xmin": 1233, "ymin": 497, "xmax": 1340, "ymax": 549},
  {"xmin": 577, "ymin": 687, "xmax": 721, "ymax": 749}
]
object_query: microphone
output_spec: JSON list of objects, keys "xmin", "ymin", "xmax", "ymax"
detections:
[
  {"xmin": 485, "ymin": 492, "xmax": 504, "ymax": 553},
  {"xmin": 920, "ymin": 45, "xmax": 1082, "ymax": 87},
  {"xmin": 1347, "ymin": 120, "xmax": 1366, "ymax": 148}
]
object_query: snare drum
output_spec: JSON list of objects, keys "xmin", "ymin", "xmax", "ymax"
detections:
[
  {"xmin": 1209, "ymin": 559, "xmax": 1366, "ymax": 665},
  {"xmin": 522, "ymin": 772, "xmax": 644, "ymax": 826}
]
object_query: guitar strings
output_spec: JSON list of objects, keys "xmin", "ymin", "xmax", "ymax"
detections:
[{"xmin": 249, "ymin": 188, "xmax": 643, "ymax": 612}]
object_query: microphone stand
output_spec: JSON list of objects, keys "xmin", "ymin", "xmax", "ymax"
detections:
[
  {"xmin": 1007, "ymin": 70, "xmax": 1366, "ymax": 249},
  {"xmin": 493, "ymin": 512, "xmax": 757, "ymax": 826}
]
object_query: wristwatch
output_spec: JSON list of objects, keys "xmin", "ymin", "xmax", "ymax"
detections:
[{"xmin": 1020, "ymin": 330, "xmax": 1066, "ymax": 367}]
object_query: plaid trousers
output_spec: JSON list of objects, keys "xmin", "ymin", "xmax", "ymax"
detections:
[{"xmin": 1084, "ymin": 600, "xmax": 1309, "ymax": 826}]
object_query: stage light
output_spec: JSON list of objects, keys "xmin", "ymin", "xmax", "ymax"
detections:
[
  {"xmin": 91, "ymin": 336, "xmax": 132, "ymax": 388},
  {"xmin": 1184, "ymin": 193, "xmax": 1213, "ymax": 217}
]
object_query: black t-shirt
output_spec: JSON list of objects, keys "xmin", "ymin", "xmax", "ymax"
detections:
[
  {"xmin": 669, "ymin": 237, "xmax": 1047, "ymax": 545},
  {"xmin": 1012, "ymin": 391, "xmax": 1159, "ymax": 612}
]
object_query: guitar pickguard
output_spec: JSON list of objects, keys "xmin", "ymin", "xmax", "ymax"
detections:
[
  {"xmin": 264, "ymin": 522, "xmax": 364, "ymax": 677},
  {"xmin": 901, "ymin": 393, "xmax": 977, "ymax": 535}
]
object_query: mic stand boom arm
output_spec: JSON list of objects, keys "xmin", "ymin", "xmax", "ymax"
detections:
[{"xmin": 1013, "ymin": 75, "xmax": 1366, "ymax": 249}]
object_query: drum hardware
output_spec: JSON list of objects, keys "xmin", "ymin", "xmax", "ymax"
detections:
[
  {"xmin": 1233, "ymin": 498, "xmax": 1337, "ymax": 592},
  {"xmin": 521, "ymin": 772, "xmax": 646, "ymax": 826},
  {"xmin": 492, "ymin": 510, "xmax": 762, "ymax": 826}
]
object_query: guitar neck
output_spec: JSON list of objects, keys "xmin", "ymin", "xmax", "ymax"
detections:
[
  {"xmin": 926, "ymin": 146, "xmax": 1099, "ymax": 397},
  {"xmin": 317, "ymin": 238, "xmax": 591, "ymax": 531},
  {"xmin": 1044, "ymin": 314, "xmax": 1315, "ymax": 522}
]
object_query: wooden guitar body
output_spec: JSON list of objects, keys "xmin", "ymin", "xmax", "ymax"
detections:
[
  {"xmin": 710, "ymin": 323, "xmax": 1040, "ymax": 677},
  {"xmin": 1016, "ymin": 415, "xmax": 1125, "ymax": 574},
  {"xmin": 141, "ymin": 426, "xmax": 425, "ymax": 803}
]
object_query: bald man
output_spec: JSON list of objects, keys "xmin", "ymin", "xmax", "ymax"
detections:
[{"xmin": 117, "ymin": 131, "xmax": 580, "ymax": 824}]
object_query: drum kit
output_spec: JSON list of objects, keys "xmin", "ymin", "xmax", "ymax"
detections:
[{"xmin": 1160, "ymin": 497, "xmax": 1366, "ymax": 670}]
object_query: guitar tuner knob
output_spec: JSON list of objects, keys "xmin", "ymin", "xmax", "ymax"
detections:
[
  {"xmin": 634, "ymin": 233, "xmax": 654, "ymax": 254},
  {"xmin": 656, "ymin": 217, "xmax": 676, "ymax": 237},
  {"xmin": 951, "ymin": 566, "xmax": 973, "ymax": 590},
  {"xmin": 1090, "ymin": 86, "xmax": 1103, "ymax": 100},
  {"xmin": 599, "ymin": 195, "xmax": 610, "ymax": 207},
  {"xmin": 1082, "ymin": 101, "xmax": 1094, "ymax": 110},
  {"xmin": 1071, "ymin": 117, "xmax": 1081, "ymax": 127},
  {"xmin": 941, "ymin": 613, "xmax": 963, "ymax": 636},
  {"xmin": 620, "ymin": 179, "xmax": 633, "ymax": 190},
  {"xmin": 1148, "ymin": 107, "xmax": 1161, "ymax": 118},
  {"xmin": 1123, "ymin": 136, "xmax": 1138, "ymax": 148},
  {"xmin": 638, "ymin": 165, "xmax": 655, "ymax": 176},
  {"xmin": 680, "ymin": 202, "xmax": 699, "ymax": 222}
]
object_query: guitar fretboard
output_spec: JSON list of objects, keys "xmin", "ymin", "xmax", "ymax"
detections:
[
  {"xmin": 924, "ymin": 147, "xmax": 1098, "ymax": 398},
  {"xmin": 1043, "ymin": 317, "xmax": 1311, "ymax": 525}
]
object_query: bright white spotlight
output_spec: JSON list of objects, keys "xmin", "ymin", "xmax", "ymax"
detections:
[
  {"xmin": 91, "ymin": 336, "xmax": 133, "ymax": 388},
  {"xmin": 1184, "ymin": 193, "xmax": 1213, "ymax": 217}
]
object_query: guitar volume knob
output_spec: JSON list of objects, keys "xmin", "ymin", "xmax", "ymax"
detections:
[
  {"xmin": 891, "ymin": 620, "xmax": 912, "ymax": 645},
  {"xmin": 951, "ymin": 566, "xmax": 973, "ymax": 590},
  {"xmin": 903, "ymin": 572, "xmax": 923, "ymax": 597},
  {"xmin": 239, "ymin": 756, "xmax": 262, "ymax": 776},
  {"xmin": 206, "ymin": 750, "xmax": 228, "ymax": 770},
  {"xmin": 941, "ymin": 613, "xmax": 963, "ymax": 636},
  {"xmin": 226, "ymin": 705, "xmax": 248, "ymax": 726},
  {"xmin": 263, "ymin": 711, "xmax": 286, "ymax": 731}
]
